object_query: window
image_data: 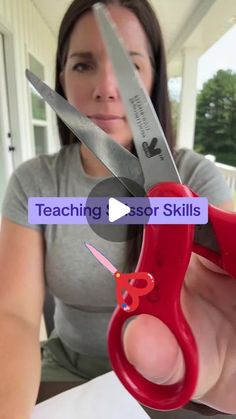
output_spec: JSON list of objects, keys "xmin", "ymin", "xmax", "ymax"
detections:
[
  {"xmin": 0, "ymin": 33, "xmax": 13, "ymax": 211},
  {"xmin": 29, "ymin": 54, "xmax": 48, "ymax": 155}
]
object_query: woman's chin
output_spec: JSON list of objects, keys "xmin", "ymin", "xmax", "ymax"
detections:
[{"xmin": 109, "ymin": 135, "xmax": 133, "ymax": 151}]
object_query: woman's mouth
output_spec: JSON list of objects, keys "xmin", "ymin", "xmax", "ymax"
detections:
[{"xmin": 89, "ymin": 114, "xmax": 124, "ymax": 131}]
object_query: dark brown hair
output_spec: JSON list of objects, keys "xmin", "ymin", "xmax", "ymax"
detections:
[{"xmin": 55, "ymin": 0, "xmax": 174, "ymax": 268}]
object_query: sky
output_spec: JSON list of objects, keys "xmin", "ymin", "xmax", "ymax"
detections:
[
  {"xmin": 197, "ymin": 24, "xmax": 236, "ymax": 89},
  {"xmin": 169, "ymin": 24, "xmax": 236, "ymax": 100}
]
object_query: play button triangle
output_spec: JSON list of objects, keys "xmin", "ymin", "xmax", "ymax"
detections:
[{"xmin": 108, "ymin": 197, "xmax": 131, "ymax": 222}]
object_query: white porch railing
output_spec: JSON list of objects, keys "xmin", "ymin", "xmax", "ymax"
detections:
[
  {"xmin": 205, "ymin": 154, "xmax": 236, "ymax": 203},
  {"xmin": 215, "ymin": 162, "xmax": 236, "ymax": 198}
]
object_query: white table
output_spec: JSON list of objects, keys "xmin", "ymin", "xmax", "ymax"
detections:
[{"xmin": 32, "ymin": 372, "xmax": 150, "ymax": 419}]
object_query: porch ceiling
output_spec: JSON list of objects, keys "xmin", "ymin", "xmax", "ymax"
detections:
[{"xmin": 31, "ymin": 0, "xmax": 236, "ymax": 77}]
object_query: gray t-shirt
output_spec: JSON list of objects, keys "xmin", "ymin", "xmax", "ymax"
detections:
[{"xmin": 1, "ymin": 144, "xmax": 232, "ymax": 357}]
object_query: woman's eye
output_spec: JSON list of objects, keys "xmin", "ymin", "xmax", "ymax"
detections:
[
  {"xmin": 133, "ymin": 63, "xmax": 140, "ymax": 71},
  {"xmin": 72, "ymin": 62, "xmax": 93, "ymax": 72}
]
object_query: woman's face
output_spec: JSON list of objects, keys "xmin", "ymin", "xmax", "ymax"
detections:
[{"xmin": 61, "ymin": 4, "xmax": 154, "ymax": 150}]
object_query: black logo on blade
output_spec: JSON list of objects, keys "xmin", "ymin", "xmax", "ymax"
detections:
[{"xmin": 142, "ymin": 138, "xmax": 162, "ymax": 158}]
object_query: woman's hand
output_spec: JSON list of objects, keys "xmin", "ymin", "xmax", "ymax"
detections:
[{"xmin": 123, "ymin": 253, "xmax": 236, "ymax": 414}]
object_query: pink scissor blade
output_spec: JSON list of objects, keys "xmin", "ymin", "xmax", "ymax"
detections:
[{"xmin": 85, "ymin": 243, "xmax": 117, "ymax": 274}]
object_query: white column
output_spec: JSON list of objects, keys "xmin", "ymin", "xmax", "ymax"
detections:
[{"xmin": 176, "ymin": 47, "xmax": 200, "ymax": 150}]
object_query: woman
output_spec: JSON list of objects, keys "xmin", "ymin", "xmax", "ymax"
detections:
[{"xmin": 0, "ymin": 0, "xmax": 235, "ymax": 418}]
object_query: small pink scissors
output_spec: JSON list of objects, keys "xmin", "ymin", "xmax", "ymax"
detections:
[{"xmin": 85, "ymin": 243, "xmax": 155, "ymax": 312}]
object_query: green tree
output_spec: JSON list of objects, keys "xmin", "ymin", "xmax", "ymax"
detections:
[{"xmin": 194, "ymin": 69, "xmax": 236, "ymax": 166}]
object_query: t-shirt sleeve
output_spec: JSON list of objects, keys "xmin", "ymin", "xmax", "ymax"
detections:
[
  {"xmin": 175, "ymin": 148, "xmax": 232, "ymax": 205},
  {"xmin": 1, "ymin": 158, "xmax": 44, "ymax": 232}
]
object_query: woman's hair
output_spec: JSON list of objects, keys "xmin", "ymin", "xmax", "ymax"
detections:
[
  {"xmin": 55, "ymin": 0, "xmax": 174, "ymax": 151},
  {"xmin": 55, "ymin": 0, "xmax": 174, "ymax": 268}
]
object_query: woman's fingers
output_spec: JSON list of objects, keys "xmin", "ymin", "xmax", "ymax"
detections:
[{"xmin": 123, "ymin": 314, "xmax": 185, "ymax": 384}]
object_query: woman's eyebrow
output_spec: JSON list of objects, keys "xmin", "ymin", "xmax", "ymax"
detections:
[
  {"xmin": 68, "ymin": 52, "xmax": 93, "ymax": 60},
  {"xmin": 68, "ymin": 50, "xmax": 145, "ymax": 60},
  {"xmin": 129, "ymin": 51, "xmax": 145, "ymax": 58}
]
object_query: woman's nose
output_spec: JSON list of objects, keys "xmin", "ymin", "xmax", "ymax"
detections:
[{"xmin": 92, "ymin": 63, "xmax": 119, "ymax": 101}]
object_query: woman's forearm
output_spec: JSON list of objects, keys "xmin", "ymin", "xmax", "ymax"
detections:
[{"xmin": 0, "ymin": 314, "xmax": 41, "ymax": 419}]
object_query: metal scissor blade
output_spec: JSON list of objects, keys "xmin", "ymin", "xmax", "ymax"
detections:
[
  {"xmin": 93, "ymin": 5, "xmax": 222, "ymax": 256},
  {"xmin": 93, "ymin": 3, "xmax": 181, "ymax": 192},
  {"xmin": 25, "ymin": 69, "xmax": 144, "ymax": 197},
  {"xmin": 194, "ymin": 223, "xmax": 220, "ymax": 253}
]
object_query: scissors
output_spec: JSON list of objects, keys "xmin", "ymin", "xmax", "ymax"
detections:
[
  {"xmin": 25, "ymin": 2, "xmax": 236, "ymax": 410},
  {"xmin": 85, "ymin": 242, "xmax": 155, "ymax": 312}
]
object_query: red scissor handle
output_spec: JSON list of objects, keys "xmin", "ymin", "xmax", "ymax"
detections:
[{"xmin": 108, "ymin": 183, "xmax": 198, "ymax": 410}]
